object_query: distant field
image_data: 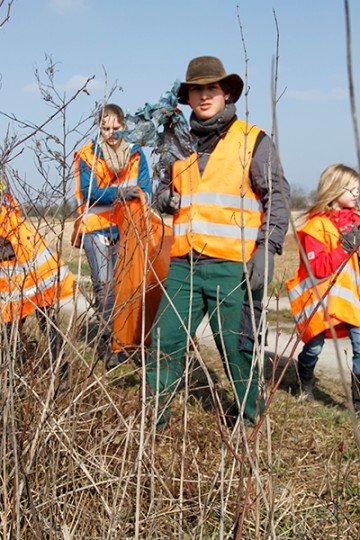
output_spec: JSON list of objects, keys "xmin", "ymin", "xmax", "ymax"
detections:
[{"xmin": 44, "ymin": 212, "xmax": 303, "ymax": 286}]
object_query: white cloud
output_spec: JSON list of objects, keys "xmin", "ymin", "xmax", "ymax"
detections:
[
  {"xmin": 23, "ymin": 83, "xmax": 41, "ymax": 96},
  {"xmin": 23, "ymin": 75, "xmax": 104, "ymax": 95},
  {"xmin": 286, "ymin": 87, "xmax": 348, "ymax": 102},
  {"xmin": 49, "ymin": 0, "xmax": 87, "ymax": 15},
  {"xmin": 63, "ymin": 75, "xmax": 104, "ymax": 93}
]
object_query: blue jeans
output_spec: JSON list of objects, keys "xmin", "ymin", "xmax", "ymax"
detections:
[
  {"xmin": 83, "ymin": 233, "xmax": 118, "ymax": 339},
  {"xmin": 299, "ymin": 324, "xmax": 360, "ymax": 376}
]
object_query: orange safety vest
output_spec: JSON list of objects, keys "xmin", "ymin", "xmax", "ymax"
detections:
[
  {"xmin": 74, "ymin": 141, "xmax": 140, "ymax": 234},
  {"xmin": 171, "ymin": 119, "xmax": 264, "ymax": 262},
  {"xmin": 286, "ymin": 214, "xmax": 360, "ymax": 343},
  {"xmin": 0, "ymin": 195, "xmax": 75, "ymax": 322}
]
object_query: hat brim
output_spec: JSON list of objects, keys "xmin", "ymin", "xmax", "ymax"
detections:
[{"xmin": 177, "ymin": 73, "xmax": 244, "ymax": 105}]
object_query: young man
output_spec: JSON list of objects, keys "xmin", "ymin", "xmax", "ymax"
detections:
[{"xmin": 147, "ymin": 56, "xmax": 290, "ymax": 428}]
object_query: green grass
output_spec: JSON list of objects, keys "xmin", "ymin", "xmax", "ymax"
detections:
[
  {"xmin": 268, "ymin": 281, "xmax": 289, "ymax": 297},
  {"xmin": 267, "ymin": 308, "xmax": 294, "ymax": 323},
  {"xmin": 68, "ymin": 260, "xmax": 91, "ymax": 276}
]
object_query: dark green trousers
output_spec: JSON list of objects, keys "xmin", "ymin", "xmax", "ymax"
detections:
[{"xmin": 147, "ymin": 260, "xmax": 264, "ymax": 425}]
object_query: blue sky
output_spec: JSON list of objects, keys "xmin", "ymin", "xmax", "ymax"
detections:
[{"xmin": 1, "ymin": 0, "xmax": 360, "ymax": 195}]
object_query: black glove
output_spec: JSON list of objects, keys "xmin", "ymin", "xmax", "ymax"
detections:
[
  {"xmin": 340, "ymin": 225, "xmax": 360, "ymax": 253},
  {"xmin": 119, "ymin": 186, "xmax": 140, "ymax": 202},
  {"xmin": 0, "ymin": 236, "xmax": 15, "ymax": 262},
  {"xmin": 247, "ymin": 247, "xmax": 274, "ymax": 291},
  {"xmin": 156, "ymin": 188, "xmax": 180, "ymax": 215}
]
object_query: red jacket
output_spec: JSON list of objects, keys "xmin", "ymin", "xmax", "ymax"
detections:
[
  {"xmin": 286, "ymin": 207, "xmax": 360, "ymax": 343},
  {"xmin": 303, "ymin": 208, "xmax": 360, "ymax": 278}
]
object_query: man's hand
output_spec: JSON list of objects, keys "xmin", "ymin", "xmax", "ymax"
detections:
[
  {"xmin": 247, "ymin": 247, "xmax": 274, "ymax": 291},
  {"xmin": 340, "ymin": 225, "xmax": 360, "ymax": 253},
  {"xmin": 156, "ymin": 188, "xmax": 180, "ymax": 215}
]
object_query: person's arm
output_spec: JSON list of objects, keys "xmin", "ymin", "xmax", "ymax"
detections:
[
  {"xmin": 246, "ymin": 133, "xmax": 291, "ymax": 290},
  {"xmin": 249, "ymin": 133, "xmax": 291, "ymax": 255},
  {"xmin": 303, "ymin": 233, "xmax": 349, "ymax": 279},
  {"xmin": 134, "ymin": 146, "xmax": 151, "ymax": 198},
  {"xmin": 77, "ymin": 155, "xmax": 118, "ymax": 205}
]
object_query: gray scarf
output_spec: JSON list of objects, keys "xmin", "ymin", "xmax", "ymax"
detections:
[{"xmin": 190, "ymin": 103, "xmax": 237, "ymax": 153}]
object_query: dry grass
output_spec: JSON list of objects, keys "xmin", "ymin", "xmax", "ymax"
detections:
[
  {"xmin": 1, "ymin": 343, "xmax": 359, "ymax": 539},
  {"xmin": 1, "ymin": 218, "xmax": 359, "ymax": 539}
]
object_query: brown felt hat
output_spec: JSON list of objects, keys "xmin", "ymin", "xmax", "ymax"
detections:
[{"xmin": 177, "ymin": 56, "xmax": 244, "ymax": 105}]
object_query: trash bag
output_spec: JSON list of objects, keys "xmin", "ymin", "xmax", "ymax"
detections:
[
  {"xmin": 112, "ymin": 191, "xmax": 172, "ymax": 352},
  {"xmin": 114, "ymin": 81, "xmax": 197, "ymax": 173}
]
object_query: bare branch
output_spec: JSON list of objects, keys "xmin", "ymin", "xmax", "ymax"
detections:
[
  {"xmin": 0, "ymin": 0, "xmax": 15, "ymax": 29},
  {"xmin": 344, "ymin": 0, "xmax": 360, "ymax": 170},
  {"xmin": 0, "ymin": 75, "xmax": 95, "ymax": 169}
]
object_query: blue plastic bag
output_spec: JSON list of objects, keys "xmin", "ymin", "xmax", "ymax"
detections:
[{"xmin": 114, "ymin": 81, "xmax": 197, "ymax": 173}]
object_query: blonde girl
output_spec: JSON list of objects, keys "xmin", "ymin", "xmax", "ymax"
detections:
[{"xmin": 286, "ymin": 164, "xmax": 360, "ymax": 412}]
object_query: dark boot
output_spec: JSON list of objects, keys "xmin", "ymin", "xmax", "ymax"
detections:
[
  {"xmin": 298, "ymin": 361, "xmax": 316, "ymax": 401},
  {"xmin": 351, "ymin": 373, "xmax": 360, "ymax": 413},
  {"xmin": 105, "ymin": 351, "xmax": 127, "ymax": 370}
]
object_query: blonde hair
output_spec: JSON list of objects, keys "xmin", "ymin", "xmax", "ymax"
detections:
[
  {"xmin": 98, "ymin": 103, "xmax": 125, "ymax": 125},
  {"xmin": 306, "ymin": 163, "xmax": 359, "ymax": 218}
]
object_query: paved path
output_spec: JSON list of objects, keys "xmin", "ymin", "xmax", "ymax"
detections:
[
  {"xmin": 196, "ymin": 295, "xmax": 353, "ymax": 383},
  {"xmin": 265, "ymin": 295, "xmax": 352, "ymax": 382},
  {"xmin": 62, "ymin": 292, "xmax": 353, "ymax": 384}
]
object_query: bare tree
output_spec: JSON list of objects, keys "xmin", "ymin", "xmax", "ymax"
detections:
[
  {"xmin": 0, "ymin": 0, "xmax": 15, "ymax": 29},
  {"xmin": 344, "ymin": 0, "xmax": 360, "ymax": 170}
]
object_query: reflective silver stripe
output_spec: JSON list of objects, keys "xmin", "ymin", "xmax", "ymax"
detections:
[
  {"xmin": 0, "ymin": 246, "xmax": 56, "ymax": 279},
  {"xmin": 294, "ymin": 283, "xmax": 360, "ymax": 326},
  {"xmin": 180, "ymin": 194, "xmax": 192, "ymax": 207},
  {"xmin": 192, "ymin": 220, "xmax": 259, "ymax": 240},
  {"xmin": 0, "ymin": 265, "xmax": 70, "ymax": 303},
  {"xmin": 173, "ymin": 220, "xmax": 259, "ymax": 240},
  {"xmin": 347, "ymin": 264, "xmax": 360, "ymax": 288},
  {"xmin": 87, "ymin": 205, "xmax": 112, "ymax": 215},
  {"xmin": 290, "ymin": 266, "xmax": 360, "ymax": 325},
  {"xmin": 331, "ymin": 284, "xmax": 360, "ymax": 307},
  {"xmin": 196, "ymin": 192, "xmax": 263, "ymax": 211},
  {"xmin": 287, "ymin": 275, "xmax": 327, "ymax": 303},
  {"xmin": 173, "ymin": 223, "xmax": 188, "ymax": 237},
  {"xmin": 288, "ymin": 262, "xmax": 360, "ymax": 304},
  {"xmin": 294, "ymin": 296, "xmax": 329, "ymax": 325},
  {"xmin": 180, "ymin": 192, "xmax": 263, "ymax": 211}
]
